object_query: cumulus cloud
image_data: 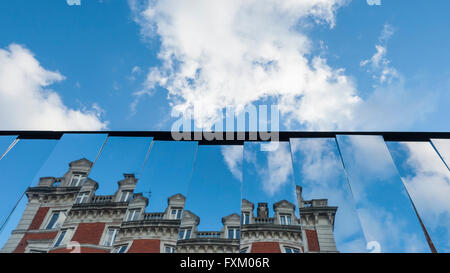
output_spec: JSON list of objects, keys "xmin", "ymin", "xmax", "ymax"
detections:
[
  {"xmin": 129, "ymin": 0, "xmax": 361, "ymax": 130},
  {"xmin": 0, "ymin": 44, "xmax": 107, "ymax": 130},
  {"xmin": 66, "ymin": 0, "xmax": 81, "ymax": 6}
]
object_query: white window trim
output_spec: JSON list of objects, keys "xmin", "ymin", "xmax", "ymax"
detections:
[
  {"xmin": 178, "ymin": 228, "xmax": 191, "ymax": 240},
  {"xmin": 112, "ymin": 244, "xmax": 129, "ymax": 253},
  {"xmin": 227, "ymin": 227, "xmax": 240, "ymax": 239},
  {"xmin": 279, "ymin": 214, "xmax": 292, "ymax": 225},
  {"xmin": 283, "ymin": 246, "xmax": 301, "ymax": 253},
  {"xmin": 170, "ymin": 208, "xmax": 183, "ymax": 220},
  {"xmin": 75, "ymin": 192, "xmax": 90, "ymax": 204},
  {"xmin": 70, "ymin": 174, "xmax": 87, "ymax": 187},
  {"xmin": 43, "ymin": 210, "xmax": 67, "ymax": 230},
  {"xmin": 242, "ymin": 213, "xmax": 250, "ymax": 225},
  {"xmin": 164, "ymin": 245, "xmax": 176, "ymax": 253},
  {"xmin": 119, "ymin": 191, "xmax": 133, "ymax": 202},
  {"xmin": 53, "ymin": 228, "xmax": 74, "ymax": 248},
  {"xmin": 125, "ymin": 209, "xmax": 141, "ymax": 221}
]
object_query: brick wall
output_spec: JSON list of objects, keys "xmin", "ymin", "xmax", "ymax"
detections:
[
  {"xmin": 28, "ymin": 207, "xmax": 49, "ymax": 230},
  {"xmin": 71, "ymin": 223, "xmax": 106, "ymax": 245},
  {"xmin": 250, "ymin": 242, "xmax": 281, "ymax": 253},
  {"xmin": 14, "ymin": 232, "xmax": 58, "ymax": 253},
  {"xmin": 305, "ymin": 229, "xmax": 320, "ymax": 252},
  {"xmin": 127, "ymin": 239, "xmax": 161, "ymax": 253}
]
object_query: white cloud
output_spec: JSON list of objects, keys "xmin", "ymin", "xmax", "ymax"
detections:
[
  {"xmin": 66, "ymin": 0, "xmax": 81, "ymax": 6},
  {"xmin": 400, "ymin": 142, "xmax": 450, "ymax": 233},
  {"xmin": 129, "ymin": 0, "xmax": 361, "ymax": 130},
  {"xmin": 0, "ymin": 44, "xmax": 107, "ymax": 130},
  {"xmin": 260, "ymin": 143, "xmax": 294, "ymax": 197},
  {"xmin": 221, "ymin": 146, "xmax": 243, "ymax": 182}
]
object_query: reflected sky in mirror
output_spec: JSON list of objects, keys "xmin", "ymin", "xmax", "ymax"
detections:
[
  {"xmin": 0, "ymin": 139, "xmax": 58, "ymax": 233},
  {"xmin": 243, "ymin": 142, "xmax": 296, "ymax": 215},
  {"xmin": 336, "ymin": 135, "xmax": 430, "ymax": 253},
  {"xmin": 387, "ymin": 141, "xmax": 450, "ymax": 252},
  {"xmin": 183, "ymin": 145, "xmax": 242, "ymax": 231},
  {"xmin": 88, "ymin": 136, "xmax": 153, "ymax": 195},
  {"xmin": 430, "ymin": 139, "xmax": 450, "ymax": 171},
  {"xmin": 0, "ymin": 134, "xmax": 106, "ymax": 249},
  {"xmin": 290, "ymin": 138, "xmax": 366, "ymax": 253},
  {"xmin": 0, "ymin": 135, "xmax": 18, "ymax": 161},
  {"xmin": 135, "ymin": 141, "xmax": 198, "ymax": 213}
]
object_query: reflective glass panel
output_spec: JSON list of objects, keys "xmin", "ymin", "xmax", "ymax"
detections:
[
  {"xmin": 387, "ymin": 141, "xmax": 450, "ymax": 252},
  {"xmin": 430, "ymin": 139, "xmax": 450, "ymax": 171},
  {"xmin": 179, "ymin": 145, "xmax": 242, "ymax": 253},
  {"xmin": 336, "ymin": 135, "xmax": 430, "ymax": 253},
  {"xmin": 290, "ymin": 138, "xmax": 366, "ymax": 253}
]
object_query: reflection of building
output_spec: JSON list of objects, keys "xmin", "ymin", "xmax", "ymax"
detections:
[{"xmin": 1, "ymin": 158, "xmax": 338, "ymax": 253}]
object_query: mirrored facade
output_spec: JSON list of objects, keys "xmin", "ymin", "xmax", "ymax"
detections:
[
  {"xmin": 387, "ymin": 141, "xmax": 450, "ymax": 252},
  {"xmin": 0, "ymin": 132, "xmax": 448, "ymax": 253}
]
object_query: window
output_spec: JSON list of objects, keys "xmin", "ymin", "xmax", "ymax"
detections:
[
  {"xmin": 119, "ymin": 191, "xmax": 133, "ymax": 202},
  {"xmin": 54, "ymin": 229, "xmax": 73, "ymax": 248},
  {"xmin": 53, "ymin": 181, "xmax": 61, "ymax": 187},
  {"xmin": 240, "ymin": 248, "xmax": 248, "ymax": 253},
  {"xmin": 112, "ymin": 245, "xmax": 128, "ymax": 253},
  {"xmin": 103, "ymin": 228, "xmax": 119, "ymax": 247},
  {"xmin": 75, "ymin": 192, "xmax": 90, "ymax": 204},
  {"xmin": 70, "ymin": 174, "xmax": 86, "ymax": 187},
  {"xmin": 178, "ymin": 228, "xmax": 191, "ymax": 240},
  {"xmin": 228, "ymin": 227, "xmax": 240, "ymax": 239},
  {"xmin": 284, "ymin": 247, "xmax": 300, "ymax": 253},
  {"xmin": 45, "ymin": 211, "xmax": 66, "ymax": 230},
  {"xmin": 280, "ymin": 214, "xmax": 292, "ymax": 225},
  {"xmin": 164, "ymin": 245, "xmax": 176, "ymax": 253},
  {"xmin": 241, "ymin": 213, "xmax": 250, "ymax": 225},
  {"xmin": 125, "ymin": 209, "xmax": 141, "ymax": 221},
  {"xmin": 170, "ymin": 208, "xmax": 182, "ymax": 220}
]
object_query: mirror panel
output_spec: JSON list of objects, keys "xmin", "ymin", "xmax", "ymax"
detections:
[
  {"xmin": 241, "ymin": 142, "xmax": 299, "ymax": 253},
  {"xmin": 336, "ymin": 135, "xmax": 430, "ymax": 253},
  {"xmin": 125, "ymin": 141, "xmax": 198, "ymax": 253},
  {"xmin": 387, "ymin": 141, "xmax": 450, "ymax": 252},
  {"xmin": 179, "ymin": 145, "xmax": 242, "ymax": 253},
  {"xmin": 0, "ymin": 139, "xmax": 58, "ymax": 236},
  {"xmin": 290, "ymin": 138, "xmax": 366, "ymax": 253},
  {"xmin": 0, "ymin": 134, "xmax": 107, "ymax": 251}
]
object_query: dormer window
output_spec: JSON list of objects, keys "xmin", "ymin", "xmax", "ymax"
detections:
[
  {"xmin": 170, "ymin": 208, "xmax": 182, "ymax": 220},
  {"xmin": 75, "ymin": 192, "xmax": 90, "ymax": 204},
  {"xmin": 70, "ymin": 174, "xmax": 86, "ymax": 187},
  {"xmin": 228, "ymin": 227, "xmax": 240, "ymax": 239},
  {"xmin": 119, "ymin": 190, "xmax": 133, "ymax": 202},
  {"xmin": 280, "ymin": 214, "xmax": 292, "ymax": 225},
  {"xmin": 178, "ymin": 228, "xmax": 191, "ymax": 240},
  {"xmin": 45, "ymin": 211, "xmax": 66, "ymax": 230}
]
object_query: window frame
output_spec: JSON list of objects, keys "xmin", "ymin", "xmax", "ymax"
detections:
[
  {"xmin": 119, "ymin": 190, "xmax": 133, "ymax": 202},
  {"xmin": 45, "ymin": 210, "xmax": 66, "ymax": 230},
  {"xmin": 227, "ymin": 227, "xmax": 240, "ymax": 239},
  {"xmin": 70, "ymin": 173, "xmax": 87, "ymax": 187},
  {"xmin": 241, "ymin": 213, "xmax": 250, "ymax": 225},
  {"xmin": 280, "ymin": 214, "xmax": 292, "ymax": 225},
  {"xmin": 178, "ymin": 228, "xmax": 192, "ymax": 240},
  {"xmin": 103, "ymin": 227, "xmax": 120, "ymax": 247},
  {"xmin": 75, "ymin": 192, "xmax": 90, "ymax": 204},
  {"xmin": 125, "ymin": 209, "xmax": 141, "ymax": 222}
]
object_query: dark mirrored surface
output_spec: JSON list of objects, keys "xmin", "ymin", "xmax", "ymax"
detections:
[
  {"xmin": 336, "ymin": 135, "xmax": 430, "ymax": 253},
  {"xmin": 290, "ymin": 138, "xmax": 366, "ymax": 253},
  {"xmin": 241, "ymin": 142, "xmax": 299, "ymax": 253},
  {"xmin": 387, "ymin": 141, "xmax": 450, "ymax": 252},
  {"xmin": 179, "ymin": 145, "xmax": 242, "ymax": 253}
]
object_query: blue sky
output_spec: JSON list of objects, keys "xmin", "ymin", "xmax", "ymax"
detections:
[{"xmin": 0, "ymin": 0, "xmax": 449, "ymax": 131}]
